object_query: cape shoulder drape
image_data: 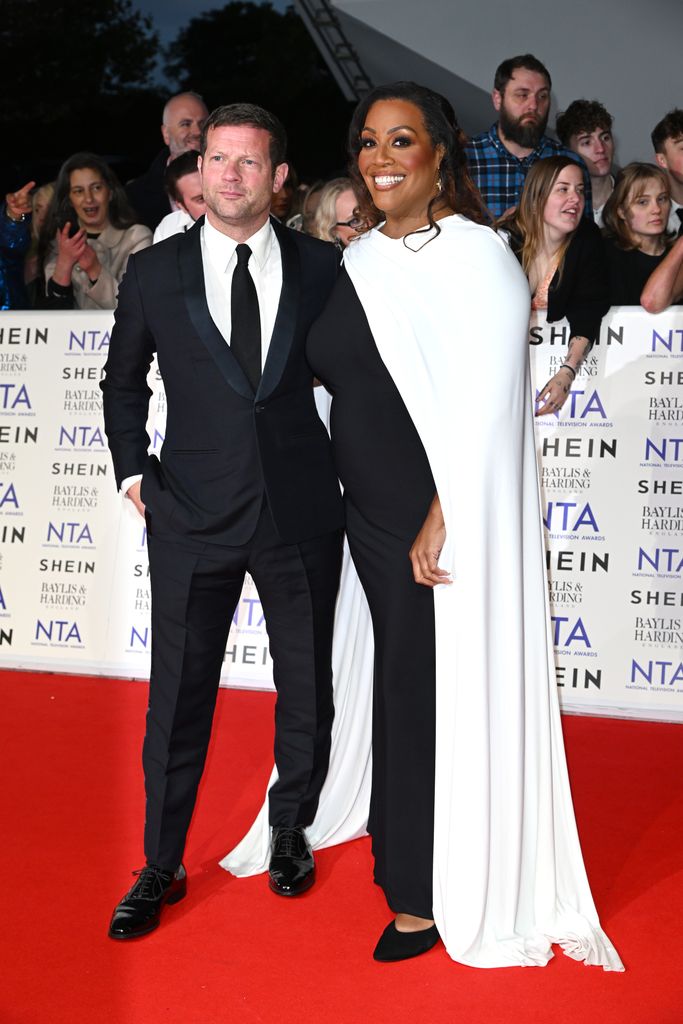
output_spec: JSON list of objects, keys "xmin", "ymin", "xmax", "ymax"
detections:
[{"xmin": 220, "ymin": 216, "xmax": 623, "ymax": 971}]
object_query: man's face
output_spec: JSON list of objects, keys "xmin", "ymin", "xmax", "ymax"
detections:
[
  {"xmin": 568, "ymin": 127, "xmax": 614, "ymax": 179},
  {"xmin": 175, "ymin": 170, "xmax": 206, "ymax": 221},
  {"xmin": 656, "ymin": 135, "xmax": 683, "ymax": 187},
  {"xmin": 162, "ymin": 96, "xmax": 209, "ymax": 159},
  {"xmin": 494, "ymin": 69, "xmax": 550, "ymax": 149},
  {"xmin": 199, "ymin": 124, "xmax": 288, "ymax": 235}
]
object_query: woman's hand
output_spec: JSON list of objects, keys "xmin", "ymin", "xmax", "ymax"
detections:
[
  {"xmin": 5, "ymin": 181, "xmax": 35, "ymax": 221},
  {"xmin": 409, "ymin": 494, "xmax": 451, "ymax": 587},
  {"xmin": 535, "ymin": 365, "xmax": 573, "ymax": 416},
  {"xmin": 77, "ymin": 242, "xmax": 101, "ymax": 281},
  {"xmin": 536, "ymin": 335, "xmax": 590, "ymax": 417},
  {"xmin": 52, "ymin": 223, "xmax": 87, "ymax": 285}
]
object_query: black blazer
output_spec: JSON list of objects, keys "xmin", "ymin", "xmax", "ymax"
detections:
[
  {"xmin": 125, "ymin": 149, "xmax": 172, "ymax": 232},
  {"xmin": 101, "ymin": 217, "xmax": 344, "ymax": 545},
  {"xmin": 510, "ymin": 217, "xmax": 610, "ymax": 346}
]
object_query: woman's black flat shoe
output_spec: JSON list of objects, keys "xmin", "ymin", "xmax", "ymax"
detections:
[{"xmin": 373, "ymin": 921, "xmax": 440, "ymax": 962}]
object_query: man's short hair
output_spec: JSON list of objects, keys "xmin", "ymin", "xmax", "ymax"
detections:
[
  {"xmin": 199, "ymin": 104, "xmax": 287, "ymax": 168},
  {"xmin": 651, "ymin": 108, "xmax": 683, "ymax": 153},
  {"xmin": 556, "ymin": 100, "xmax": 613, "ymax": 146},
  {"xmin": 494, "ymin": 54, "xmax": 552, "ymax": 94},
  {"xmin": 164, "ymin": 150, "xmax": 200, "ymax": 203}
]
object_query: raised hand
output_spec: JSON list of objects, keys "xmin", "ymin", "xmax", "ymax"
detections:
[{"xmin": 5, "ymin": 181, "xmax": 35, "ymax": 221}]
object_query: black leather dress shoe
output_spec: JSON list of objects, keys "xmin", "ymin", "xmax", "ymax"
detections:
[
  {"xmin": 373, "ymin": 921, "xmax": 440, "ymax": 962},
  {"xmin": 108, "ymin": 864, "xmax": 187, "ymax": 940},
  {"xmin": 268, "ymin": 825, "xmax": 315, "ymax": 896}
]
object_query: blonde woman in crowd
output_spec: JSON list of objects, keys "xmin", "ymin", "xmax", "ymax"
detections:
[
  {"xmin": 602, "ymin": 162, "xmax": 683, "ymax": 308},
  {"xmin": 310, "ymin": 177, "xmax": 362, "ymax": 248}
]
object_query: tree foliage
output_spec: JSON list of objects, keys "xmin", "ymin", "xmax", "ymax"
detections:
[
  {"xmin": 0, "ymin": 0, "xmax": 159, "ymax": 123},
  {"xmin": 164, "ymin": 2, "xmax": 353, "ymax": 178},
  {"xmin": 1, "ymin": 0, "xmax": 352, "ymax": 189}
]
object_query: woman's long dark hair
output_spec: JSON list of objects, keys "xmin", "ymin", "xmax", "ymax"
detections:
[
  {"xmin": 45, "ymin": 152, "xmax": 137, "ymax": 243},
  {"xmin": 347, "ymin": 81, "xmax": 487, "ymax": 244}
]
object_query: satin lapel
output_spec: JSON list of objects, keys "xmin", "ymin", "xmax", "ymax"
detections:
[
  {"xmin": 178, "ymin": 219, "xmax": 254, "ymax": 400},
  {"xmin": 258, "ymin": 218, "xmax": 300, "ymax": 399}
]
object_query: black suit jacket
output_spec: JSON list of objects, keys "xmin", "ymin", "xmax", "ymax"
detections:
[
  {"xmin": 125, "ymin": 149, "xmax": 172, "ymax": 232},
  {"xmin": 101, "ymin": 216, "xmax": 344, "ymax": 545}
]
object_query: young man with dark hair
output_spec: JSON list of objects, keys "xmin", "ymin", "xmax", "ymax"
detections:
[
  {"xmin": 652, "ymin": 108, "xmax": 683, "ymax": 235},
  {"xmin": 556, "ymin": 100, "xmax": 615, "ymax": 226},
  {"xmin": 153, "ymin": 150, "xmax": 206, "ymax": 242},
  {"xmin": 465, "ymin": 53, "xmax": 592, "ymax": 219}
]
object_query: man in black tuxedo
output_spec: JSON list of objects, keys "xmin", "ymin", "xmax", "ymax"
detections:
[{"xmin": 102, "ymin": 104, "xmax": 344, "ymax": 939}]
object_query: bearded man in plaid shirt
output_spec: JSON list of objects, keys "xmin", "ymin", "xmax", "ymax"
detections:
[{"xmin": 466, "ymin": 53, "xmax": 592, "ymax": 220}]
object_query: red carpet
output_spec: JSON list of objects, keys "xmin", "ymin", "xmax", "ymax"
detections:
[{"xmin": 2, "ymin": 670, "xmax": 681, "ymax": 1024}]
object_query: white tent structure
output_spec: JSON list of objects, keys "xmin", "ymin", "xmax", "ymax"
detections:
[{"xmin": 295, "ymin": 0, "xmax": 682, "ymax": 163}]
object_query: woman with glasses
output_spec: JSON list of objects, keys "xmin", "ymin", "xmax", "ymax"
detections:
[{"xmin": 311, "ymin": 177, "xmax": 363, "ymax": 249}]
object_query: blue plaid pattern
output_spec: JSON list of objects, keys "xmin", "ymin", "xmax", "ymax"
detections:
[{"xmin": 465, "ymin": 123, "xmax": 593, "ymax": 220}]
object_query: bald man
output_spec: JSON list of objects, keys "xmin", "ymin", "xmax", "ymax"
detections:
[{"xmin": 126, "ymin": 92, "xmax": 209, "ymax": 231}]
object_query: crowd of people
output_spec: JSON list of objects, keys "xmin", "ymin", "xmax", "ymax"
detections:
[{"xmin": 2, "ymin": 56, "xmax": 682, "ymax": 316}]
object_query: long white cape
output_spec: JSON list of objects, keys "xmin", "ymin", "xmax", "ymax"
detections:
[{"xmin": 220, "ymin": 217, "xmax": 623, "ymax": 971}]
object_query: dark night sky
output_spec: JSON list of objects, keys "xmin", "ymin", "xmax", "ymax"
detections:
[{"xmin": 138, "ymin": 0, "xmax": 291, "ymax": 83}]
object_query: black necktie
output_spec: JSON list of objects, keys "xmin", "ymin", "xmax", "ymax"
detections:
[
  {"xmin": 230, "ymin": 243, "xmax": 261, "ymax": 392},
  {"xmin": 677, "ymin": 207, "xmax": 683, "ymax": 238}
]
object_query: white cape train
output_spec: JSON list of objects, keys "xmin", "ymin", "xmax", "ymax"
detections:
[{"xmin": 220, "ymin": 216, "xmax": 624, "ymax": 971}]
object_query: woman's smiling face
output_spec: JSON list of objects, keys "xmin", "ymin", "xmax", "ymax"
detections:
[{"xmin": 358, "ymin": 99, "xmax": 443, "ymax": 227}]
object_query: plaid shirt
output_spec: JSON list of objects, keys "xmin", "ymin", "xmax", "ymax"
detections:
[{"xmin": 465, "ymin": 123, "xmax": 593, "ymax": 220}]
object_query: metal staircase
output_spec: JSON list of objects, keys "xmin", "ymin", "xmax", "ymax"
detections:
[{"xmin": 294, "ymin": 0, "xmax": 373, "ymax": 101}]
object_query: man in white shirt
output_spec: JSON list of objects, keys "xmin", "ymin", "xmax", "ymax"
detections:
[
  {"xmin": 652, "ymin": 109, "xmax": 683, "ymax": 236},
  {"xmin": 153, "ymin": 150, "xmax": 206, "ymax": 243},
  {"xmin": 103, "ymin": 104, "xmax": 344, "ymax": 939}
]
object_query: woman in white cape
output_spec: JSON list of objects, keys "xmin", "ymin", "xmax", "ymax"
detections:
[{"xmin": 221, "ymin": 82, "xmax": 623, "ymax": 972}]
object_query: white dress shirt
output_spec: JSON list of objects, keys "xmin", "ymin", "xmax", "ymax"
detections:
[
  {"xmin": 153, "ymin": 209, "xmax": 194, "ymax": 243},
  {"xmin": 201, "ymin": 215, "xmax": 282, "ymax": 365},
  {"xmin": 122, "ymin": 215, "xmax": 283, "ymax": 499}
]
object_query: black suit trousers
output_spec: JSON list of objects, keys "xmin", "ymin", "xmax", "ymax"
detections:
[{"xmin": 143, "ymin": 505, "xmax": 343, "ymax": 871}]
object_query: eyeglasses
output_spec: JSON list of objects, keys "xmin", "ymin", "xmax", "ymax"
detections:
[{"xmin": 335, "ymin": 217, "xmax": 364, "ymax": 230}]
